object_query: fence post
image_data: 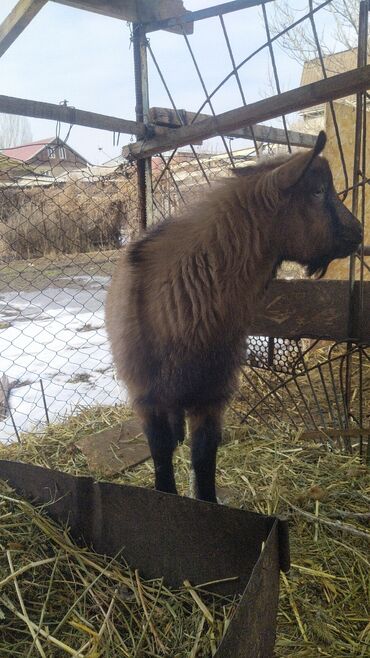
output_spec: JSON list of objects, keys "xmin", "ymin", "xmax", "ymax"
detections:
[
  {"xmin": 345, "ymin": 0, "xmax": 369, "ymax": 453},
  {"xmin": 133, "ymin": 22, "xmax": 154, "ymax": 230}
]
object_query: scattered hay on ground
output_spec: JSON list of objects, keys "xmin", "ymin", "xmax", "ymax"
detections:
[{"xmin": 1, "ymin": 406, "xmax": 369, "ymax": 657}]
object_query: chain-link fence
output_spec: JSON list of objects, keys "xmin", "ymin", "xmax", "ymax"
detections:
[
  {"xmin": 0, "ymin": 155, "xmax": 141, "ymax": 440},
  {"xmin": 0, "ymin": 0, "xmax": 369, "ymax": 449}
]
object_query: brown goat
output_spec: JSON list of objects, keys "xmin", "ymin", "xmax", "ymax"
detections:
[{"xmin": 105, "ymin": 132, "xmax": 362, "ymax": 502}]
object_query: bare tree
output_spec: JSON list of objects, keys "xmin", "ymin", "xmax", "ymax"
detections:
[
  {"xmin": 0, "ymin": 114, "xmax": 32, "ymax": 149},
  {"xmin": 269, "ymin": 0, "xmax": 359, "ymax": 67}
]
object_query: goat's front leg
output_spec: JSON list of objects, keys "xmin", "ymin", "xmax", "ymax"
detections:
[
  {"xmin": 188, "ymin": 405, "xmax": 223, "ymax": 503},
  {"xmin": 137, "ymin": 407, "xmax": 178, "ymax": 494}
]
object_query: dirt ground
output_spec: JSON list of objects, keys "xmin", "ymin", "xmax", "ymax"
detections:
[{"xmin": 0, "ymin": 249, "xmax": 121, "ymax": 294}]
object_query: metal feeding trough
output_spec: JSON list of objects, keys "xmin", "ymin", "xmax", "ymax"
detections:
[{"xmin": 0, "ymin": 460, "xmax": 290, "ymax": 657}]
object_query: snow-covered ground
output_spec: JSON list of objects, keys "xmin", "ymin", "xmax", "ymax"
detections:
[{"xmin": 0, "ymin": 274, "xmax": 124, "ymax": 443}]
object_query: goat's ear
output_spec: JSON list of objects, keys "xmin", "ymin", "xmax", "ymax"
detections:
[{"xmin": 274, "ymin": 131, "xmax": 327, "ymax": 191}]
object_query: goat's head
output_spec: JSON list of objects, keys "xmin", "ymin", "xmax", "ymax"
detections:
[{"xmin": 238, "ymin": 132, "xmax": 363, "ymax": 277}]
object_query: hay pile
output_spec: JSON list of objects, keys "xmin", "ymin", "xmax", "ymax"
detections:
[
  {"xmin": 0, "ymin": 174, "xmax": 139, "ymax": 260},
  {"xmin": 1, "ymin": 406, "xmax": 369, "ymax": 657},
  {"xmin": 0, "ymin": 479, "xmax": 237, "ymax": 657}
]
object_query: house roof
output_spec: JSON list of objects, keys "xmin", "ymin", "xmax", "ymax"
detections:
[
  {"xmin": 1, "ymin": 137, "xmax": 56, "ymax": 162},
  {"xmin": 0, "ymin": 137, "xmax": 89, "ymax": 164}
]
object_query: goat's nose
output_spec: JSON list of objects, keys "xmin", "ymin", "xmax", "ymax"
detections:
[{"xmin": 355, "ymin": 222, "xmax": 363, "ymax": 241}]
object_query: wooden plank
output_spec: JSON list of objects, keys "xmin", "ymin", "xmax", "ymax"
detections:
[
  {"xmin": 301, "ymin": 428, "xmax": 370, "ymax": 442},
  {"xmin": 0, "ymin": 0, "xmax": 47, "ymax": 58},
  {"xmin": 52, "ymin": 0, "xmax": 137, "ymax": 20},
  {"xmin": 145, "ymin": 0, "xmax": 272, "ymax": 32},
  {"xmin": 0, "ymin": 94, "xmax": 146, "ymax": 136},
  {"xmin": 149, "ymin": 106, "xmax": 316, "ymax": 148},
  {"xmin": 248, "ymin": 280, "xmax": 370, "ymax": 342},
  {"xmin": 0, "ymin": 374, "xmax": 11, "ymax": 420},
  {"xmin": 353, "ymin": 280, "xmax": 370, "ymax": 343},
  {"xmin": 75, "ymin": 419, "xmax": 150, "ymax": 476},
  {"xmin": 51, "ymin": 0, "xmax": 190, "ymax": 31},
  {"xmin": 123, "ymin": 65, "xmax": 370, "ymax": 159}
]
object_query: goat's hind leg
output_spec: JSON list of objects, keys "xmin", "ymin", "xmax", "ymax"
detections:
[
  {"xmin": 189, "ymin": 405, "xmax": 223, "ymax": 503},
  {"xmin": 137, "ymin": 406, "xmax": 178, "ymax": 494}
]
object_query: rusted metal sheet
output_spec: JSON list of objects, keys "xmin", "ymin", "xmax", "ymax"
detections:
[{"xmin": 0, "ymin": 460, "xmax": 290, "ymax": 657}]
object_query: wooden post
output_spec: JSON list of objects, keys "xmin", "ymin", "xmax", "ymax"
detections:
[{"xmin": 0, "ymin": 0, "xmax": 47, "ymax": 59}]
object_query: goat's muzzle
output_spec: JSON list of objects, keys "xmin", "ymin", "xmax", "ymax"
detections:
[
  {"xmin": 334, "ymin": 221, "xmax": 363, "ymax": 258},
  {"xmin": 331, "ymin": 196, "xmax": 363, "ymax": 258}
]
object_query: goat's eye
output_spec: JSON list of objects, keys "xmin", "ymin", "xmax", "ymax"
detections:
[{"xmin": 313, "ymin": 186, "xmax": 325, "ymax": 198}]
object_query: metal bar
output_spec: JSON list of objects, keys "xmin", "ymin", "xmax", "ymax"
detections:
[
  {"xmin": 327, "ymin": 344, "xmax": 346, "ymax": 433},
  {"xmin": 244, "ymin": 345, "xmax": 308, "ymax": 428},
  {"xmin": 146, "ymin": 43, "xmax": 211, "ymax": 189},
  {"xmin": 358, "ymin": 3, "xmax": 369, "ymax": 459},
  {"xmin": 144, "ymin": 0, "xmax": 274, "ymax": 33},
  {"xmin": 317, "ymin": 363, "xmax": 338, "ymax": 430},
  {"xmin": 244, "ymin": 365, "xmax": 308, "ymax": 429},
  {"xmin": 261, "ymin": 2, "xmax": 291, "ymax": 153},
  {"xmin": 39, "ymin": 379, "xmax": 50, "ymax": 426},
  {"xmin": 239, "ymin": 368, "xmax": 287, "ymax": 426},
  {"xmin": 191, "ymin": 0, "xmax": 334, "ymax": 123},
  {"xmin": 345, "ymin": 0, "xmax": 368, "ymax": 426},
  {"xmin": 308, "ymin": 0, "xmax": 349, "ymax": 196},
  {"xmin": 219, "ymin": 14, "xmax": 259, "ymax": 154},
  {"xmin": 0, "ymin": 377, "xmax": 20, "ymax": 443},
  {"xmin": 133, "ymin": 23, "xmax": 153, "ymax": 230},
  {"xmin": 181, "ymin": 27, "xmax": 235, "ymax": 165},
  {"xmin": 295, "ymin": 344, "xmax": 327, "ymax": 428},
  {"xmin": 123, "ymin": 66, "xmax": 370, "ymax": 160}
]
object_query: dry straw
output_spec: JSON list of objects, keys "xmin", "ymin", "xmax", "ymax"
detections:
[
  {"xmin": 0, "ymin": 174, "xmax": 139, "ymax": 260},
  {"xmin": 1, "ymin": 404, "xmax": 370, "ymax": 657},
  {"xmin": 0, "ymin": 478, "xmax": 239, "ymax": 657}
]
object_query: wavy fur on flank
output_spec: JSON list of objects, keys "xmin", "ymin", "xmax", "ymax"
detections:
[{"xmin": 105, "ymin": 132, "xmax": 362, "ymax": 502}]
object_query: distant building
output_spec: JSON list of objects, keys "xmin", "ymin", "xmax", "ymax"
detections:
[
  {"xmin": 0, "ymin": 136, "xmax": 89, "ymax": 177},
  {"xmin": 298, "ymin": 47, "xmax": 369, "ymax": 133}
]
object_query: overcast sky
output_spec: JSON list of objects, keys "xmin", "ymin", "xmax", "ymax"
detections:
[{"xmin": 0, "ymin": 0, "xmax": 336, "ymax": 164}]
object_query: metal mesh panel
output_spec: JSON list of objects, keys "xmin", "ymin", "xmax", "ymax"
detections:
[
  {"xmin": 0, "ymin": 0, "xmax": 368, "ymax": 449},
  {"xmin": 0, "ymin": 156, "xmax": 140, "ymax": 441}
]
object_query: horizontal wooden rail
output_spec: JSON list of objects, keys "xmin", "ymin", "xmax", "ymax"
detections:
[
  {"xmin": 249, "ymin": 279, "xmax": 370, "ymax": 342},
  {"xmin": 0, "ymin": 95, "xmax": 146, "ymax": 137},
  {"xmin": 123, "ymin": 65, "xmax": 370, "ymax": 159},
  {"xmin": 144, "ymin": 0, "xmax": 272, "ymax": 32},
  {"xmin": 149, "ymin": 107, "xmax": 316, "ymax": 148}
]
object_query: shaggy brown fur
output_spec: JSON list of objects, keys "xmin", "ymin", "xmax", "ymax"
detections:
[{"xmin": 105, "ymin": 132, "xmax": 362, "ymax": 502}]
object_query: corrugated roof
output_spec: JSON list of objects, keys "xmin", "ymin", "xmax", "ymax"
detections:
[{"xmin": 1, "ymin": 137, "xmax": 56, "ymax": 162}]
